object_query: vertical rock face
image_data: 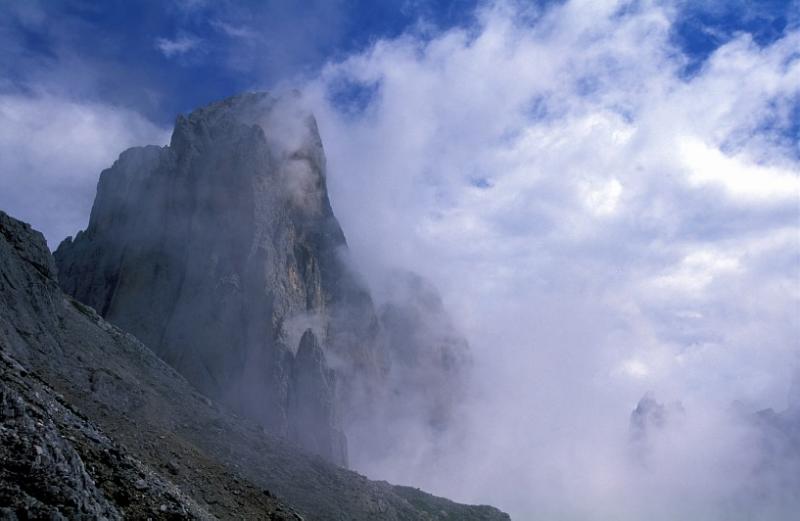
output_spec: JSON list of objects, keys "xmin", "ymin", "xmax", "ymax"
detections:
[
  {"xmin": 54, "ymin": 92, "xmax": 381, "ymax": 466},
  {"xmin": 288, "ymin": 329, "xmax": 347, "ymax": 464}
]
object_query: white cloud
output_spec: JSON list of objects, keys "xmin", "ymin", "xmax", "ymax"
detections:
[
  {"xmin": 0, "ymin": 94, "xmax": 169, "ymax": 247},
  {"xmin": 211, "ymin": 19, "xmax": 260, "ymax": 41},
  {"xmin": 294, "ymin": 0, "xmax": 800, "ymax": 518},
  {"xmin": 621, "ymin": 358, "xmax": 651, "ymax": 379},
  {"xmin": 581, "ymin": 177, "xmax": 623, "ymax": 216},
  {"xmin": 155, "ymin": 34, "xmax": 202, "ymax": 57},
  {"xmin": 651, "ymin": 248, "xmax": 742, "ymax": 293},
  {"xmin": 680, "ymin": 136, "xmax": 800, "ymax": 202}
]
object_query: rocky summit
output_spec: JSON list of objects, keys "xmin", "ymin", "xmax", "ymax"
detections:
[
  {"xmin": 54, "ymin": 92, "xmax": 382, "ymax": 467},
  {"xmin": 0, "ymin": 209, "xmax": 511, "ymax": 519}
]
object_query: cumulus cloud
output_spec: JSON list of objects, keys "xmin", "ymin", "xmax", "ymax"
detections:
[
  {"xmin": 293, "ymin": 0, "xmax": 800, "ymax": 518},
  {"xmin": 0, "ymin": 94, "xmax": 169, "ymax": 247}
]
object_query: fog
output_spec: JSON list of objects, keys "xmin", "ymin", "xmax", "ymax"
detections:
[
  {"xmin": 292, "ymin": 1, "xmax": 799, "ymax": 518},
  {"xmin": 1, "ymin": 0, "xmax": 797, "ymax": 519}
]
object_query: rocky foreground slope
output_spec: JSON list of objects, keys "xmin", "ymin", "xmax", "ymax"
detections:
[{"xmin": 0, "ymin": 210, "xmax": 510, "ymax": 519}]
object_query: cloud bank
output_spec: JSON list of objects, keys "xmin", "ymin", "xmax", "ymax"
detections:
[
  {"xmin": 0, "ymin": 0, "xmax": 797, "ymax": 518},
  {"xmin": 295, "ymin": 0, "xmax": 799, "ymax": 518}
]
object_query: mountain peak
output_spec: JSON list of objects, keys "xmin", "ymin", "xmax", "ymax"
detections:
[{"xmin": 54, "ymin": 92, "xmax": 377, "ymax": 466}]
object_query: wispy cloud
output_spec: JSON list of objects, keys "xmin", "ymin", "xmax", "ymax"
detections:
[
  {"xmin": 210, "ymin": 19, "xmax": 260, "ymax": 41},
  {"xmin": 155, "ymin": 34, "xmax": 202, "ymax": 58}
]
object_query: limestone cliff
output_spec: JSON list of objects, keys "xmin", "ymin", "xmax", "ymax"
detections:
[{"xmin": 54, "ymin": 92, "xmax": 381, "ymax": 466}]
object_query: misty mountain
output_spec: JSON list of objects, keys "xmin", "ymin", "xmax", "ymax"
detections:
[
  {"xmin": 0, "ymin": 209, "xmax": 510, "ymax": 519},
  {"xmin": 379, "ymin": 270, "xmax": 471, "ymax": 431},
  {"xmin": 348, "ymin": 270, "xmax": 472, "ymax": 466},
  {"xmin": 628, "ymin": 391, "xmax": 800, "ymax": 518},
  {"xmin": 54, "ymin": 92, "xmax": 381, "ymax": 466},
  {"xmin": 746, "ymin": 385, "xmax": 800, "ymax": 515},
  {"xmin": 53, "ymin": 92, "xmax": 471, "ymax": 470},
  {"xmin": 0, "ymin": 91, "xmax": 502, "ymax": 518}
]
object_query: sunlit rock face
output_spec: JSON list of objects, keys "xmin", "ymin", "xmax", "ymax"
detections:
[{"xmin": 54, "ymin": 92, "xmax": 384, "ymax": 466}]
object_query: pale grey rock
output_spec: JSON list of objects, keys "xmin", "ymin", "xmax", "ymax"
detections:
[
  {"xmin": 54, "ymin": 92, "xmax": 383, "ymax": 467},
  {"xmin": 0, "ymin": 211, "xmax": 224, "ymax": 520},
  {"xmin": 0, "ymin": 364, "xmax": 123, "ymax": 521}
]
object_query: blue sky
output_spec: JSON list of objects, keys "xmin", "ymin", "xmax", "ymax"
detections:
[
  {"xmin": 1, "ymin": 1, "xmax": 799, "ymax": 519},
  {"xmin": 2, "ymin": 0, "xmax": 796, "ymax": 124},
  {"xmin": 2, "ymin": 0, "xmax": 485, "ymax": 123}
]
